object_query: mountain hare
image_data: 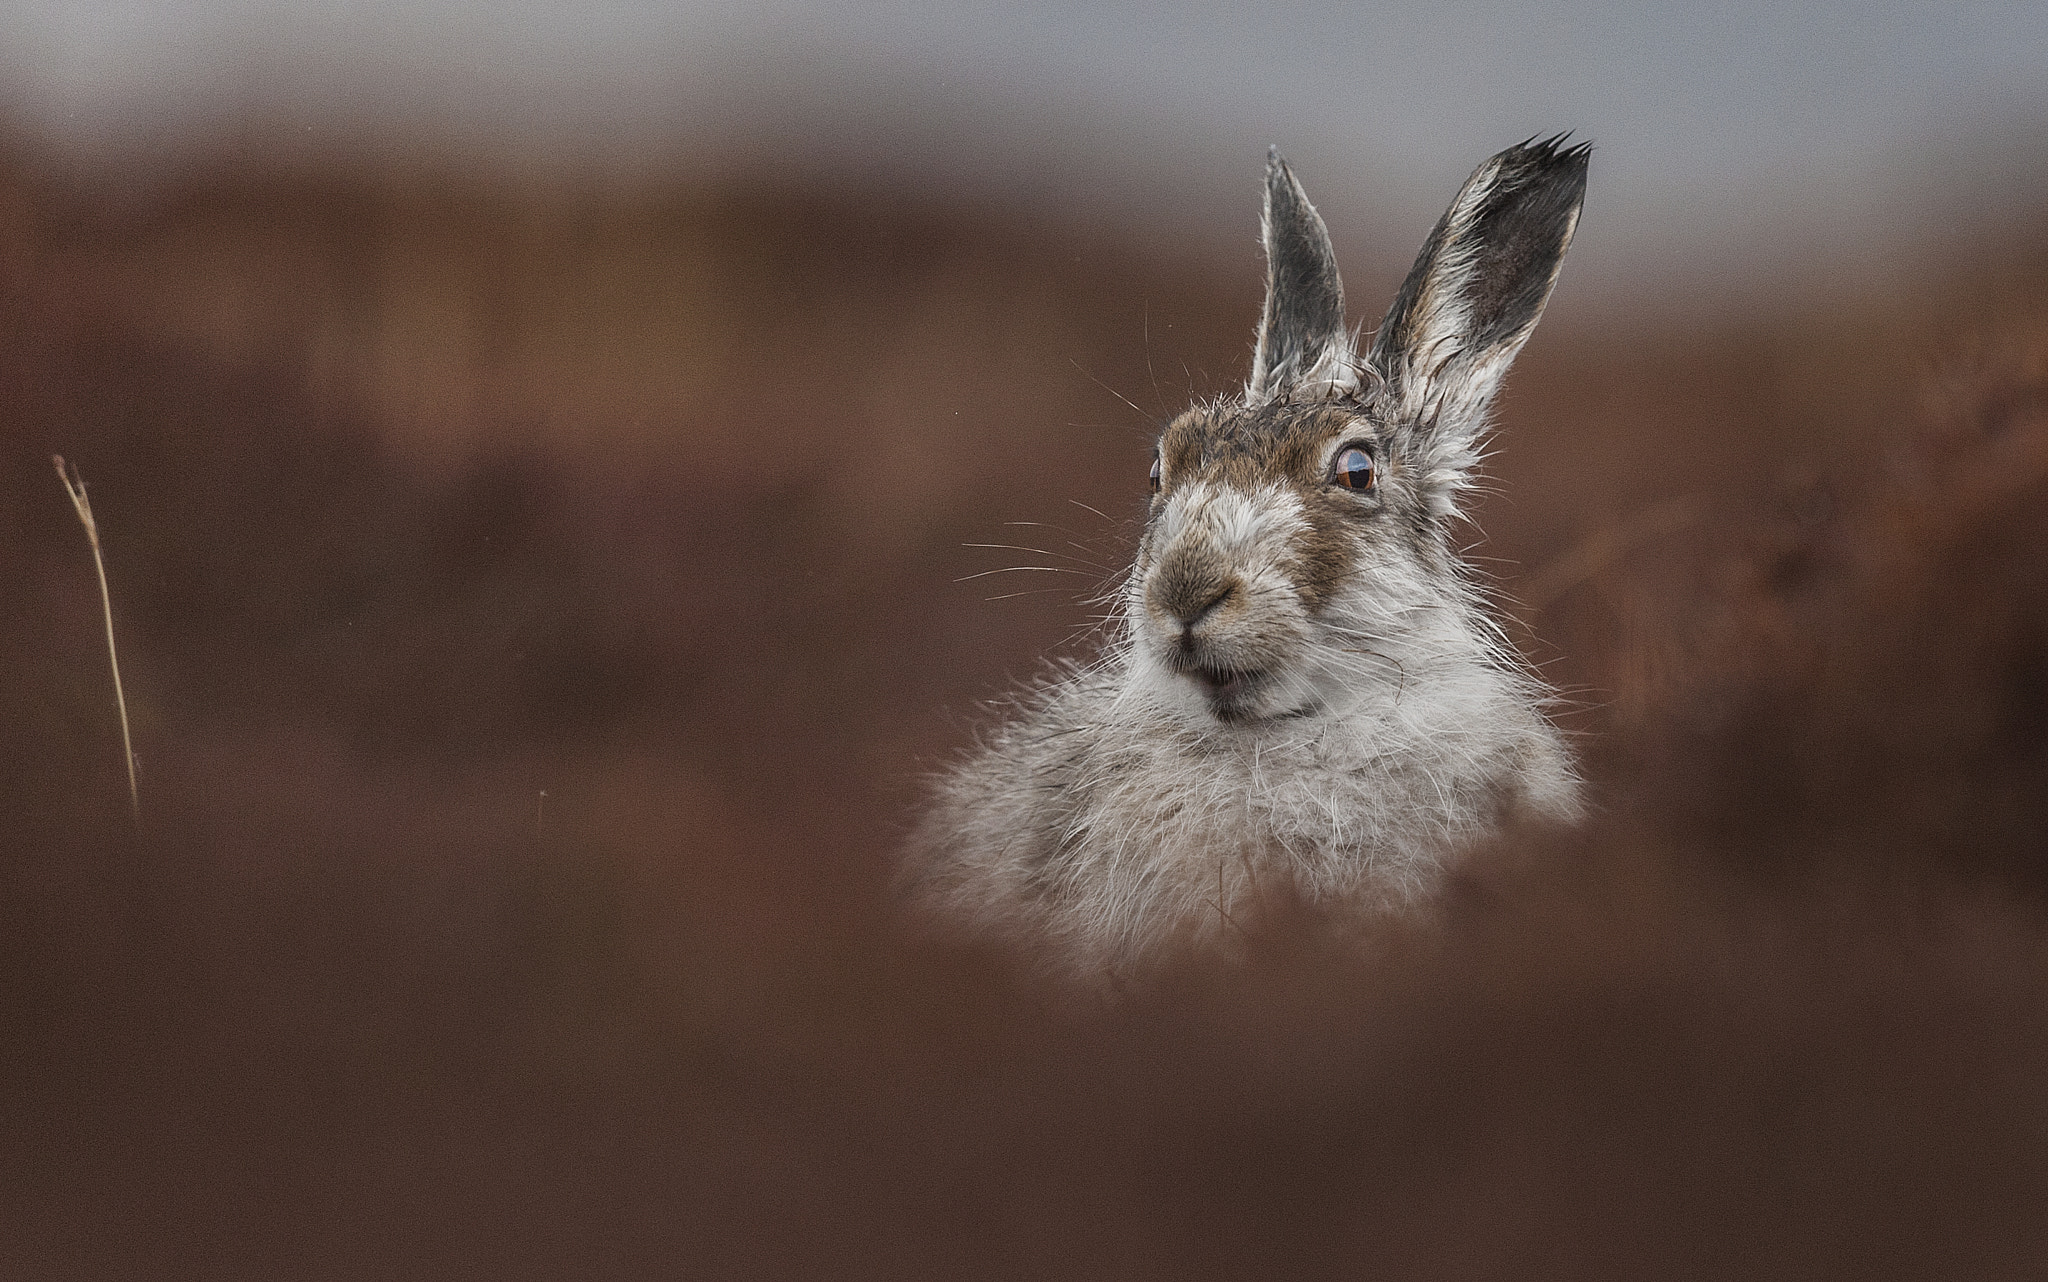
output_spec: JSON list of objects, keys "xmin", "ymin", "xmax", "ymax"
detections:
[{"xmin": 906, "ymin": 138, "xmax": 1589, "ymax": 974}]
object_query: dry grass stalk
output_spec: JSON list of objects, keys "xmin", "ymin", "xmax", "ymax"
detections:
[{"xmin": 53, "ymin": 454, "xmax": 139, "ymax": 827}]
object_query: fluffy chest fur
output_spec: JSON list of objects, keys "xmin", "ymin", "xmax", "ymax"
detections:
[{"xmin": 907, "ymin": 600, "xmax": 1578, "ymax": 971}]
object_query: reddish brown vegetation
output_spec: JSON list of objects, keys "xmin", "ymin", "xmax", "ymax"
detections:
[{"xmin": 4, "ymin": 142, "xmax": 2048, "ymax": 1277}]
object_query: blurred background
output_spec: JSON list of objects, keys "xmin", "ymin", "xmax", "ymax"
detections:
[{"xmin": 4, "ymin": 3, "xmax": 2048, "ymax": 1276}]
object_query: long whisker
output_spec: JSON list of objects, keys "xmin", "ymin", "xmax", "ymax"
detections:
[
  {"xmin": 1069, "ymin": 358, "xmax": 1151, "ymax": 421},
  {"xmin": 954, "ymin": 566, "xmax": 1097, "ymax": 582},
  {"xmin": 962, "ymin": 542, "xmax": 1113, "ymax": 571},
  {"xmin": 984, "ymin": 588, "xmax": 1076, "ymax": 602}
]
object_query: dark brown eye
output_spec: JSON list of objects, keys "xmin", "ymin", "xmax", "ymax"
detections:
[
  {"xmin": 1331, "ymin": 444, "xmax": 1376, "ymax": 491},
  {"xmin": 1149, "ymin": 452, "xmax": 1162, "ymax": 493}
]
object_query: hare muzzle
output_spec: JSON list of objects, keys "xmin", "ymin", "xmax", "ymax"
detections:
[{"xmin": 1139, "ymin": 480, "xmax": 1314, "ymax": 720}]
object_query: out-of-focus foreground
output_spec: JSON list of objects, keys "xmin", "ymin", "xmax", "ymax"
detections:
[{"xmin": 4, "ymin": 139, "xmax": 2048, "ymax": 1277}]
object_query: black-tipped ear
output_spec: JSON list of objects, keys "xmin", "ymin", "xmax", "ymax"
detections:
[
  {"xmin": 1247, "ymin": 149, "xmax": 1356, "ymax": 404},
  {"xmin": 1368, "ymin": 136, "xmax": 1589, "ymax": 512}
]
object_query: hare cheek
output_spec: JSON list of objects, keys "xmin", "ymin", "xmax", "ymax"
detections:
[{"xmin": 1317, "ymin": 544, "xmax": 1440, "ymax": 639}]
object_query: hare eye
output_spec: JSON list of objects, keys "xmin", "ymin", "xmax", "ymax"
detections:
[
  {"xmin": 1149, "ymin": 452, "xmax": 1162, "ymax": 493},
  {"xmin": 1331, "ymin": 445, "xmax": 1376, "ymax": 492}
]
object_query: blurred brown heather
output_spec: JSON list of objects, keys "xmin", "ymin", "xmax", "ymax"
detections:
[{"xmin": 5, "ymin": 133, "xmax": 2048, "ymax": 1276}]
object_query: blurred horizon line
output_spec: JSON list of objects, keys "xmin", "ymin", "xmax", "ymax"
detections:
[{"xmin": 6, "ymin": 93, "xmax": 2047, "ymax": 332}]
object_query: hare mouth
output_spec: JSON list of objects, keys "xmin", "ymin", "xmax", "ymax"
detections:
[{"xmin": 1186, "ymin": 664, "xmax": 1266, "ymax": 706}]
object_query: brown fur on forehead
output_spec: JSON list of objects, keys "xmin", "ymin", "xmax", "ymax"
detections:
[{"xmin": 1159, "ymin": 402, "xmax": 1373, "ymax": 487}]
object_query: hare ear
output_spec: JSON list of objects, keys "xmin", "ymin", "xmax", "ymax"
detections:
[
  {"xmin": 1246, "ymin": 149, "xmax": 1357, "ymax": 405},
  {"xmin": 1369, "ymin": 136, "xmax": 1589, "ymax": 514}
]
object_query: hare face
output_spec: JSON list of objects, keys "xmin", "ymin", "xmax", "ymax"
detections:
[{"xmin": 1131, "ymin": 399, "xmax": 1446, "ymax": 724}]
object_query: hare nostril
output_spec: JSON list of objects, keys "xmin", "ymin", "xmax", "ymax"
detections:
[
  {"xmin": 1173, "ymin": 583, "xmax": 1236, "ymax": 632},
  {"xmin": 1148, "ymin": 555, "xmax": 1242, "ymax": 634}
]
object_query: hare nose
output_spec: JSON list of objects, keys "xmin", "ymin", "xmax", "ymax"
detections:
[{"xmin": 1155, "ymin": 577, "xmax": 1237, "ymax": 634}]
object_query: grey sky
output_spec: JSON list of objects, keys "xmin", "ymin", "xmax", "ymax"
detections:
[{"xmin": 5, "ymin": 1, "xmax": 2046, "ymax": 307}]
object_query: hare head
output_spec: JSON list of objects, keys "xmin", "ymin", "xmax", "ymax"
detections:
[{"xmin": 1128, "ymin": 137, "xmax": 1589, "ymax": 726}]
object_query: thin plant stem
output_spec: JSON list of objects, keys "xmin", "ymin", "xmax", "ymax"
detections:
[{"xmin": 54, "ymin": 455, "xmax": 139, "ymax": 827}]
